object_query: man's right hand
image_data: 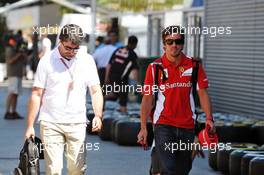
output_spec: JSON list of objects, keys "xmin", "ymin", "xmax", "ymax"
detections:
[
  {"xmin": 25, "ymin": 126, "xmax": 35, "ymax": 140},
  {"xmin": 137, "ymin": 128, "xmax": 148, "ymax": 145}
]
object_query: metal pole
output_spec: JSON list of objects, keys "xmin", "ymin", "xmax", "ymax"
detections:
[
  {"xmin": 193, "ymin": 15, "xmax": 197, "ymax": 58},
  {"xmin": 147, "ymin": 14, "xmax": 152, "ymax": 57},
  {"xmin": 156, "ymin": 18, "xmax": 161, "ymax": 56},
  {"xmin": 90, "ymin": 0, "xmax": 96, "ymax": 53}
]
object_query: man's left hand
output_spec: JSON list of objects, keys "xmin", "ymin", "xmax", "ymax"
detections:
[
  {"xmin": 92, "ymin": 116, "xmax": 102, "ymax": 132},
  {"xmin": 206, "ymin": 119, "xmax": 215, "ymax": 134}
]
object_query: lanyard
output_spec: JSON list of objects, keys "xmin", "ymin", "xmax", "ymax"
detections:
[
  {"xmin": 60, "ymin": 58, "xmax": 74, "ymax": 80},
  {"xmin": 60, "ymin": 58, "xmax": 76, "ymax": 91}
]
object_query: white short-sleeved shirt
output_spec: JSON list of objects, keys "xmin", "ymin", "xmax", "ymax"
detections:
[{"xmin": 34, "ymin": 46, "xmax": 100, "ymax": 123}]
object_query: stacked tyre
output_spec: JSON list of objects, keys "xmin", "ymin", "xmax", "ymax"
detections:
[
  {"xmin": 216, "ymin": 143, "xmax": 258, "ymax": 174},
  {"xmin": 99, "ymin": 112, "xmax": 128, "ymax": 141},
  {"xmin": 199, "ymin": 113, "xmax": 263, "ymax": 175},
  {"xmin": 251, "ymin": 121, "xmax": 264, "ymax": 145},
  {"xmin": 100, "ymin": 112, "xmax": 154, "ymax": 146},
  {"xmin": 217, "ymin": 122, "xmax": 253, "ymax": 143},
  {"xmin": 229, "ymin": 150, "xmax": 264, "ymax": 175},
  {"xmin": 114, "ymin": 118, "xmax": 153, "ymax": 146},
  {"xmin": 208, "ymin": 149, "xmax": 218, "ymax": 171},
  {"xmin": 111, "ymin": 117, "xmax": 130, "ymax": 142},
  {"xmin": 249, "ymin": 157, "xmax": 264, "ymax": 175},
  {"xmin": 241, "ymin": 153, "xmax": 264, "ymax": 175},
  {"xmin": 98, "ymin": 114, "xmax": 118, "ymax": 140}
]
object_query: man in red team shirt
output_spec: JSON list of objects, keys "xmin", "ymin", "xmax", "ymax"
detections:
[{"xmin": 138, "ymin": 25, "xmax": 215, "ymax": 175}]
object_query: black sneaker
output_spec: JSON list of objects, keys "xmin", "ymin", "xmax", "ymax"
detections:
[
  {"xmin": 12, "ymin": 112, "xmax": 24, "ymax": 119},
  {"xmin": 4, "ymin": 112, "xmax": 16, "ymax": 120}
]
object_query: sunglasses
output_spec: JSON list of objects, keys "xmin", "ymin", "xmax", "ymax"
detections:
[
  {"xmin": 165, "ymin": 39, "xmax": 184, "ymax": 45},
  {"xmin": 61, "ymin": 42, "xmax": 80, "ymax": 53}
]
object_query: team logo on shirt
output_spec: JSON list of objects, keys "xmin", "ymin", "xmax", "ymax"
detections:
[
  {"xmin": 179, "ymin": 66, "xmax": 184, "ymax": 73},
  {"xmin": 181, "ymin": 68, "xmax": 193, "ymax": 77}
]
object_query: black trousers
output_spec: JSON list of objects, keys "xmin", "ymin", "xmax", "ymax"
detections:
[
  {"xmin": 104, "ymin": 79, "xmax": 129, "ymax": 107},
  {"xmin": 154, "ymin": 124, "xmax": 194, "ymax": 175},
  {"xmin": 98, "ymin": 68, "xmax": 106, "ymax": 86}
]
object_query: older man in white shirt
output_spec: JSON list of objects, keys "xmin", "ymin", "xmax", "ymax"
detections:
[{"xmin": 25, "ymin": 24, "xmax": 103, "ymax": 175}]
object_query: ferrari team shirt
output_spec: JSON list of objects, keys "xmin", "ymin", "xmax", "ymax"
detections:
[{"xmin": 143, "ymin": 53, "xmax": 209, "ymax": 128}]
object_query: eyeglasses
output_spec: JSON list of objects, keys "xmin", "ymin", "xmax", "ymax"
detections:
[
  {"xmin": 164, "ymin": 39, "xmax": 184, "ymax": 45},
  {"xmin": 61, "ymin": 42, "xmax": 80, "ymax": 53}
]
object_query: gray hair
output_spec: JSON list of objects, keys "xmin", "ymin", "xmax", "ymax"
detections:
[{"xmin": 59, "ymin": 24, "xmax": 84, "ymax": 45}]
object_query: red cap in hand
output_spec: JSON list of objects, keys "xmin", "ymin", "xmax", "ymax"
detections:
[{"xmin": 198, "ymin": 125, "xmax": 218, "ymax": 148}]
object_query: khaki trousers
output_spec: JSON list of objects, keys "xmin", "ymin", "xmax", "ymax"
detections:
[{"xmin": 40, "ymin": 120, "xmax": 87, "ymax": 175}]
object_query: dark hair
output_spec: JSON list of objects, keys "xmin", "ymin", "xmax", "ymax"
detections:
[
  {"xmin": 162, "ymin": 25, "xmax": 185, "ymax": 44},
  {"xmin": 128, "ymin": 35, "xmax": 138, "ymax": 45},
  {"xmin": 59, "ymin": 24, "xmax": 84, "ymax": 45},
  {"xmin": 107, "ymin": 30, "xmax": 118, "ymax": 36},
  {"xmin": 17, "ymin": 30, "xmax": 22, "ymax": 36},
  {"xmin": 104, "ymin": 37, "xmax": 111, "ymax": 45},
  {"xmin": 96, "ymin": 36, "xmax": 104, "ymax": 43}
]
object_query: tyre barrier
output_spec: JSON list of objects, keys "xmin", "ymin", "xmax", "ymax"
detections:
[
  {"xmin": 259, "ymin": 144, "xmax": 264, "ymax": 151},
  {"xmin": 208, "ymin": 149, "xmax": 218, "ymax": 171},
  {"xmin": 213, "ymin": 113, "xmax": 228, "ymax": 121},
  {"xmin": 242, "ymin": 120, "xmax": 257, "ymax": 126},
  {"xmin": 111, "ymin": 117, "xmax": 129, "ymax": 142},
  {"xmin": 115, "ymin": 118, "xmax": 140, "ymax": 146},
  {"xmin": 241, "ymin": 153, "xmax": 264, "ymax": 175},
  {"xmin": 217, "ymin": 143, "xmax": 258, "ymax": 174},
  {"xmin": 111, "ymin": 118, "xmax": 119, "ymax": 142},
  {"xmin": 104, "ymin": 110, "xmax": 115, "ymax": 115},
  {"xmin": 127, "ymin": 103, "xmax": 140, "ymax": 111},
  {"xmin": 251, "ymin": 121, "xmax": 264, "ymax": 145},
  {"xmin": 214, "ymin": 122, "xmax": 225, "ymax": 143},
  {"xmin": 98, "ymin": 114, "xmax": 117, "ymax": 140},
  {"xmin": 114, "ymin": 118, "xmax": 153, "ymax": 146},
  {"xmin": 104, "ymin": 101, "xmax": 119, "ymax": 111},
  {"xmin": 249, "ymin": 157, "xmax": 264, "ymax": 175},
  {"xmin": 216, "ymin": 123, "xmax": 253, "ymax": 143},
  {"xmin": 229, "ymin": 150, "xmax": 263, "ymax": 175},
  {"xmin": 128, "ymin": 111, "xmax": 140, "ymax": 118},
  {"xmin": 217, "ymin": 147, "xmax": 235, "ymax": 174}
]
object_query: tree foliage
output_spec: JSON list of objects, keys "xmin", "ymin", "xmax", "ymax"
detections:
[{"xmin": 97, "ymin": 0, "xmax": 183, "ymax": 12}]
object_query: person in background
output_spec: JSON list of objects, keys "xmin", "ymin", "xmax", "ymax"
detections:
[
  {"xmin": 104, "ymin": 35, "xmax": 139, "ymax": 113},
  {"xmin": 38, "ymin": 33, "xmax": 51, "ymax": 59},
  {"xmin": 108, "ymin": 30, "xmax": 123, "ymax": 48},
  {"xmin": 93, "ymin": 37, "xmax": 117, "ymax": 85},
  {"xmin": 95, "ymin": 36, "xmax": 105, "ymax": 50},
  {"xmin": 14, "ymin": 30, "xmax": 24, "ymax": 44},
  {"xmin": 25, "ymin": 34, "xmax": 34, "ymax": 80},
  {"xmin": 2, "ymin": 30, "xmax": 14, "ymax": 81},
  {"xmin": 4, "ymin": 33, "xmax": 27, "ymax": 119}
]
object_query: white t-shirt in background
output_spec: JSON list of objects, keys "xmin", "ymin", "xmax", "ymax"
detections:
[{"xmin": 42, "ymin": 37, "xmax": 52, "ymax": 57}]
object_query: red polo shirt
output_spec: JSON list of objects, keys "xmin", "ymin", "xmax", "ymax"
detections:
[{"xmin": 143, "ymin": 53, "xmax": 209, "ymax": 129}]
